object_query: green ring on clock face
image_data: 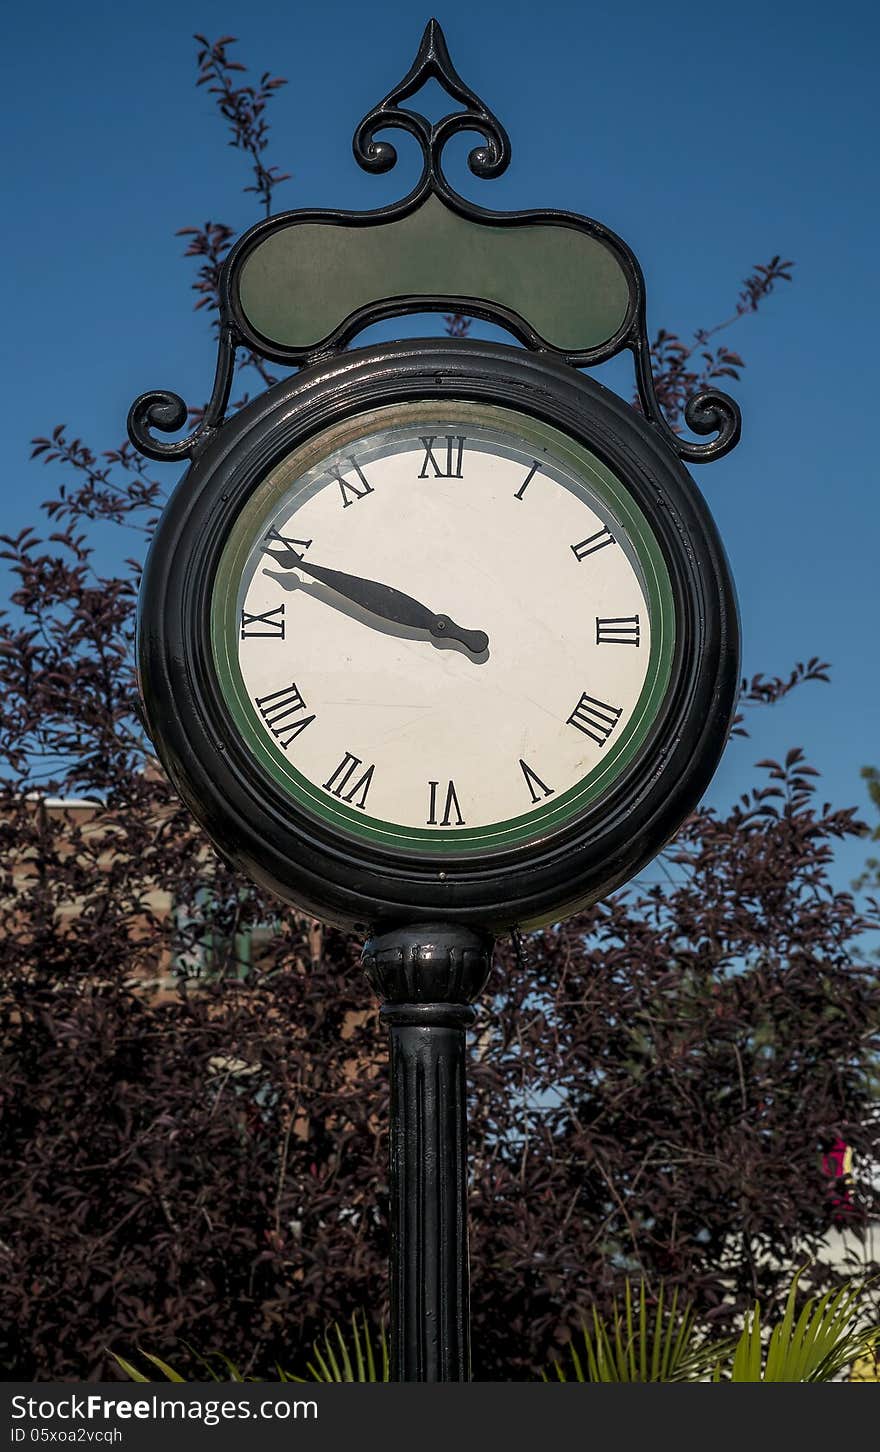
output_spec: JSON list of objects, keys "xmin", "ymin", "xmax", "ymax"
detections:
[{"xmin": 211, "ymin": 400, "xmax": 675, "ymax": 854}]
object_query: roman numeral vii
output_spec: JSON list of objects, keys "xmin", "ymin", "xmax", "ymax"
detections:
[
  {"xmin": 566, "ymin": 693, "xmax": 622, "ymax": 747},
  {"xmin": 323, "ymin": 752, "xmax": 375, "ymax": 809}
]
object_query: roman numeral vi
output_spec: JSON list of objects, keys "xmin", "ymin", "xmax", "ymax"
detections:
[{"xmin": 427, "ymin": 779, "xmax": 465, "ymax": 826}]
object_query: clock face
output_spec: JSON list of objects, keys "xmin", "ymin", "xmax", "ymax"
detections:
[{"xmin": 211, "ymin": 400, "xmax": 675, "ymax": 856}]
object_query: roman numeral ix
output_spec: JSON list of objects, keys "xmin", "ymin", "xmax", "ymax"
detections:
[
  {"xmin": 418, "ymin": 435, "xmax": 465, "ymax": 478},
  {"xmin": 427, "ymin": 779, "xmax": 465, "ymax": 826},
  {"xmin": 571, "ymin": 525, "xmax": 616, "ymax": 561},
  {"xmin": 254, "ymin": 681, "xmax": 315, "ymax": 749},
  {"xmin": 596, "ymin": 614, "xmax": 640, "ymax": 646},
  {"xmin": 241, "ymin": 604, "xmax": 285, "ymax": 640},
  {"xmin": 328, "ymin": 459, "xmax": 374, "ymax": 509},
  {"xmin": 519, "ymin": 759, "xmax": 554, "ymax": 804},
  {"xmin": 566, "ymin": 693, "xmax": 622, "ymax": 747},
  {"xmin": 323, "ymin": 751, "xmax": 375, "ymax": 809}
]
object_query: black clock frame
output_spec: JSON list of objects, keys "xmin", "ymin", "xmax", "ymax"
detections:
[{"xmin": 137, "ymin": 337, "xmax": 739, "ymax": 934}]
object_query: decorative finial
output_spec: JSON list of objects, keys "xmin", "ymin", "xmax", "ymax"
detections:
[{"xmin": 352, "ymin": 18, "xmax": 511, "ymax": 194}]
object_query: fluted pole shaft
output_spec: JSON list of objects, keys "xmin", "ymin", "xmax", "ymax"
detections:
[{"xmin": 362, "ymin": 924, "xmax": 493, "ymax": 1383}]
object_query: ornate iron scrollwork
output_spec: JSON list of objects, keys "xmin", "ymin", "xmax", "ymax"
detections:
[
  {"xmin": 352, "ymin": 17, "xmax": 511, "ymax": 197},
  {"xmin": 128, "ymin": 19, "xmax": 740, "ymax": 466}
]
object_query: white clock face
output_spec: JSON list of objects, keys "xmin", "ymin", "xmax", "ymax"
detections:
[{"xmin": 211, "ymin": 401, "xmax": 674, "ymax": 854}]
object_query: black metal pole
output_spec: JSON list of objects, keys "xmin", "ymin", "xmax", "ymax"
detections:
[{"xmin": 362, "ymin": 923, "xmax": 493, "ymax": 1382}]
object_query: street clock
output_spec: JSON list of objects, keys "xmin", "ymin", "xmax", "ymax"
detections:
[{"xmin": 130, "ymin": 19, "xmax": 742, "ymax": 1382}]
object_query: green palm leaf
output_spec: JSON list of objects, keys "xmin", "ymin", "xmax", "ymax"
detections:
[
  {"xmin": 721, "ymin": 1270, "xmax": 880, "ymax": 1383},
  {"xmin": 546, "ymin": 1279, "xmax": 726, "ymax": 1383}
]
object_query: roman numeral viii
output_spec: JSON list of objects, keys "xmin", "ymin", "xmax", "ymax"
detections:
[
  {"xmin": 566, "ymin": 693, "xmax": 622, "ymax": 747},
  {"xmin": 328, "ymin": 459, "xmax": 374, "ymax": 509},
  {"xmin": 418, "ymin": 436, "xmax": 465, "ymax": 478},
  {"xmin": 596, "ymin": 614, "xmax": 640, "ymax": 646},
  {"xmin": 571, "ymin": 525, "xmax": 615, "ymax": 561},
  {"xmin": 254, "ymin": 681, "xmax": 315, "ymax": 748},
  {"xmin": 241, "ymin": 604, "xmax": 285, "ymax": 640},
  {"xmin": 323, "ymin": 752, "xmax": 375, "ymax": 809},
  {"xmin": 427, "ymin": 779, "xmax": 465, "ymax": 826}
]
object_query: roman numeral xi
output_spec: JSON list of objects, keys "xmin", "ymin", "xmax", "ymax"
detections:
[
  {"xmin": 328, "ymin": 459, "xmax": 374, "ymax": 509},
  {"xmin": 567, "ymin": 693, "xmax": 622, "ymax": 748},
  {"xmin": 254, "ymin": 682, "xmax": 315, "ymax": 749}
]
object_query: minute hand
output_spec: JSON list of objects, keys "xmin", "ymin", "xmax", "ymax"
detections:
[{"xmin": 284, "ymin": 553, "xmax": 489, "ymax": 655}]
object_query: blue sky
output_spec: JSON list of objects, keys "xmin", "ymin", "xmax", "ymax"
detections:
[{"xmin": 3, "ymin": 0, "xmax": 879, "ymax": 900}]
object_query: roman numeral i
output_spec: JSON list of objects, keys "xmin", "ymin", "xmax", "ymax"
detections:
[
  {"xmin": 596, "ymin": 614, "xmax": 640, "ymax": 646},
  {"xmin": 254, "ymin": 681, "xmax": 315, "ymax": 749},
  {"xmin": 427, "ymin": 779, "xmax": 465, "ymax": 826},
  {"xmin": 324, "ymin": 751, "xmax": 375, "ymax": 809},
  {"xmin": 566, "ymin": 693, "xmax": 622, "ymax": 747},
  {"xmin": 418, "ymin": 435, "xmax": 465, "ymax": 478}
]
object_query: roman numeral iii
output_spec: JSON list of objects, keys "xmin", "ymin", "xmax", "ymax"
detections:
[
  {"xmin": 418, "ymin": 436, "xmax": 465, "ymax": 478},
  {"xmin": 254, "ymin": 681, "xmax": 315, "ymax": 748},
  {"xmin": 427, "ymin": 779, "xmax": 465, "ymax": 826},
  {"xmin": 571, "ymin": 525, "xmax": 615, "ymax": 561},
  {"xmin": 566, "ymin": 693, "xmax": 622, "ymax": 747},
  {"xmin": 241, "ymin": 604, "xmax": 285, "ymax": 640},
  {"xmin": 323, "ymin": 752, "xmax": 375, "ymax": 809},
  {"xmin": 596, "ymin": 614, "xmax": 640, "ymax": 646},
  {"xmin": 328, "ymin": 459, "xmax": 374, "ymax": 509}
]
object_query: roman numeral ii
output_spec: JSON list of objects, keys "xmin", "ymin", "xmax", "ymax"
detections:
[{"xmin": 571, "ymin": 525, "xmax": 615, "ymax": 561}]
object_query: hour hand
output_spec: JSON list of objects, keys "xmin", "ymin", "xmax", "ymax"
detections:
[{"xmin": 261, "ymin": 546, "xmax": 489, "ymax": 655}]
